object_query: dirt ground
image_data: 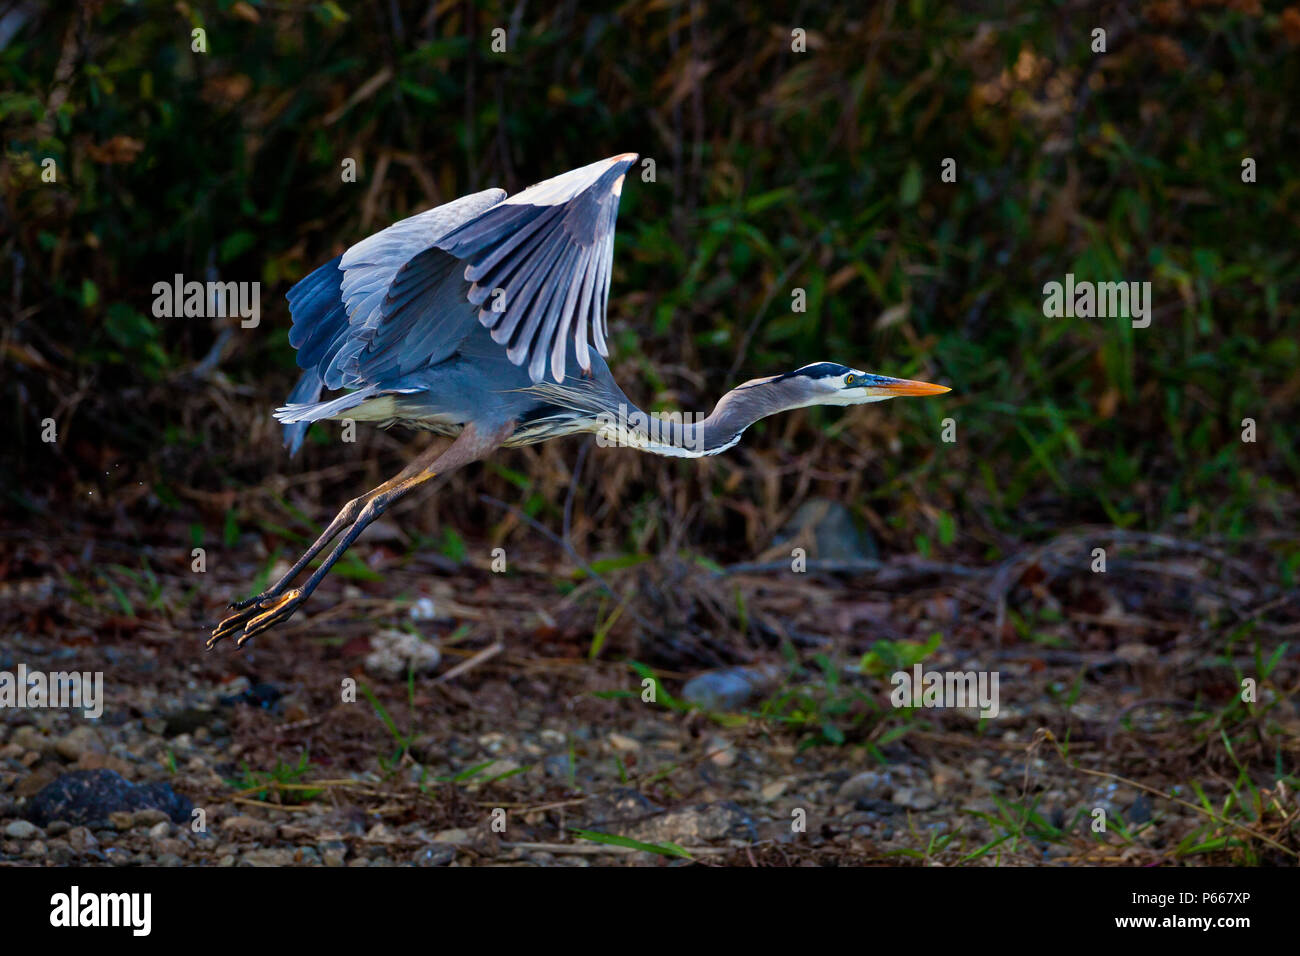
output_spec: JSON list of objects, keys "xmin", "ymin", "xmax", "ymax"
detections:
[{"xmin": 1, "ymin": 516, "xmax": 1298, "ymax": 867}]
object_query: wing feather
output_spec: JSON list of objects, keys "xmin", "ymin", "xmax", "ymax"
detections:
[
  {"xmin": 436, "ymin": 153, "xmax": 636, "ymax": 382},
  {"xmin": 284, "ymin": 155, "xmax": 636, "ymax": 399}
]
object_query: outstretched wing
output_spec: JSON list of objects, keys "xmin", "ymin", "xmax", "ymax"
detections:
[
  {"xmin": 330, "ymin": 189, "xmax": 507, "ymax": 388},
  {"xmin": 284, "ymin": 153, "xmax": 636, "ymax": 410},
  {"xmin": 437, "ymin": 152, "xmax": 637, "ymax": 383},
  {"xmin": 284, "ymin": 189, "xmax": 506, "ymax": 392}
]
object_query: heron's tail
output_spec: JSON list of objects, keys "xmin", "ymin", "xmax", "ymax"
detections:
[
  {"xmin": 280, "ymin": 370, "xmax": 325, "ymax": 456},
  {"xmin": 275, "ymin": 383, "xmax": 380, "ymax": 428}
]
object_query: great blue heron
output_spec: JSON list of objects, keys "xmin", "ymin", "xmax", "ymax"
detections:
[{"xmin": 209, "ymin": 154, "xmax": 949, "ymax": 647}]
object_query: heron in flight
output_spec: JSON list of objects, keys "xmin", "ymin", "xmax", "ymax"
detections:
[{"xmin": 209, "ymin": 154, "xmax": 949, "ymax": 647}]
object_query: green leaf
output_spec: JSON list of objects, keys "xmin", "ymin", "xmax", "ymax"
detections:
[
  {"xmin": 899, "ymin": 162, "xmax": 922, "ymax": 206},
  {"xmin": 570, "ymin": 829, "xmax": 693, "ymax": 859},
  {"xmin": 219, "ymin": 231, "xmax": 256, "ymax": 262}
]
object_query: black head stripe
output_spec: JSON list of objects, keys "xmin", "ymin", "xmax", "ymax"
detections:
[{"xmin": 772, "ymin": 362, "xmax": 850, "ymax": 383}]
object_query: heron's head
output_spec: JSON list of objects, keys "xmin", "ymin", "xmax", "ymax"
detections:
[{"xmin": 736, "ymin": 362, "xmax": 950, "ymax": 411}]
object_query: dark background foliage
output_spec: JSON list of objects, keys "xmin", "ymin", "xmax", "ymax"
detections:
[{"xmin": 2, "ymin": 0, "xmax": 1298, "ymax": 564}]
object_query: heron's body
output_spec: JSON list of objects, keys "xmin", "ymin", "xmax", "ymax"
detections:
[
  {"xmin": 210, "ymin": 154, "xmax": 949, "ymax": 647},
  {"xmin": 296, "ymin": 322, "xmax": 630, "ymax": 448}
]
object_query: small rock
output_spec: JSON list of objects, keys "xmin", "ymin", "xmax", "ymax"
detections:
[
  {"xmin": 624, "ymin": 802, "xmax": 755, "ymax": 845},
  {"xmin": 54, "ymin": 726, "xmax": 105, "ymax": 762},
  {"xmin": 364, "ymin": 629, "xmax": 441, "ymax": 679},
  {"xmin": 761, "ymin": 778, "xmax": 790, "ymax": 801},
  {"xmin": 930, "ymin": 761, "xmax": 962, "ymax": 794},
  {"xmin": 11, "ymin": 726, "xmax": 51, "ymax": 754},
  {"xmin": 319, "ymin": 841, "xmax": 347, "ymax": 867},
  {"xmin": 703, "ymin": 735, "xmax": 736, "ymax": 767},
  {"xmin": 240, "ymin": 848, "xmax": 296, "ymax": 866},
  {"xmin": 839, "ymin": 771, "xmax": 892, "ymax": 803},
  {"xmin": 26, "ymin": 769, "xmax": 193, "ymax": 827},
  {"xmin": 67, "ymin": 826, "xmax": 98, "ymax": 851},
  {"xmin": 409, "ymin": 597, "xmax": 437, "ymax": 621},
  {"xmin": 773, "ymin": 498, "xmax": 878, "ymax": 561},
  {"xmin": 222, "ymin": 815, "xmax": 273, "ymax": 839},
  {"xmin": 431, "ymin": 828, "xmax": 472, "ymax": 845},
  {"xmin": 134, "ymin": 808, "xmax": 170, "ymax": 827},
  {"xmin": 109, "ymin": 811, "xmax": 135, "ymax": 830},
  {"xmin": 891, "ymin": 787, "xmax": 938, "ymax": 811},
  {"xmin": 682, "ymin": 664, "xmax": 784, "ymax": 712},
  {"xmin": 414, "ymin": 844, "xmax": 456, "ymax": 866},
  {"xmin": 607, "ymin": 733, "xmax": 641, "ymax": 752},
  {"xmin": 5, "ymin": 820, "xmax": 39, "ymax": 839}
]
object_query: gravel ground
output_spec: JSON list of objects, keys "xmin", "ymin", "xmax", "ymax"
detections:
[{"xmin": 2, "ymin": 526, "xmax": 1297, "ymax": 867}]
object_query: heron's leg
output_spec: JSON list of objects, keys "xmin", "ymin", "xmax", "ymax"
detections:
[
  {"xmin": 227, "ymin": 443, "xmax": 445, "ymax": 610},
  {"xmin": 208, "ymin": 422, "xmax": 512, "ymax": 649}
]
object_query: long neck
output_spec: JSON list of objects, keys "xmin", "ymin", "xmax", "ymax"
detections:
[{"xmin": 607, "ymin": 381, "xmax": 795, "ymax": 458}]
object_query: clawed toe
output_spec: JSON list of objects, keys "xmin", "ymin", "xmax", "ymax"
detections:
[
  {"xmin": 208, "ymin": 588, "xmax": 305, "ymax": 649},
  {"xmin": 228, "ymin": 592, "xmax": 265, "ymax": 611}
]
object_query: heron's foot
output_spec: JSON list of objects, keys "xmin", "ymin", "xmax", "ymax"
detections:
[
  {"xmin": 228, "ymin": 589, "xmax": 278, "ymax": 611},
  {"xmin": 208, "ymin": 588, "xmax": 305, "ymax": 649}
]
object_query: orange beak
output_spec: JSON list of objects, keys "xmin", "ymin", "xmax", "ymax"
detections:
[{"xmin": 867, "ymin": 376, "xmax": 952, "ymax": 397}]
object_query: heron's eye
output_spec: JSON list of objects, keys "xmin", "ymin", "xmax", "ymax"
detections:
[{"xmin": 844, "ymin": 374, "xmax": 856, "ymax": 386}]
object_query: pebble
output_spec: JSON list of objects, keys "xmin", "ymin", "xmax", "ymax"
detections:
[
  {"xmin": 319, "ymin": 841, "xmax": 347, "ymax": 866},
  {"xmin": 838, "ymin": 771, "xmax": 892, "ymax": 803},
  {"xmin": 67, "ymin": 826, "xmax": 98, "ymax": 851},
  {"xmin": 364, "ymin": 629, "xmax": 441, "ymax": 679},
  {"xmin": 704, "ymin": 735, "xmax": 736, "ymax": 767},
  {"xmin": 414, "ymin": 844, "xmax": 456, "ymax": 866},
  {"xmin": 222, "ymin": 815, "xmax": 274, "ymax": 839},
  {"xmin": 240, "ymin": 848, "xmax": 296, "ymax": 866},
  {"xmin": 681, "ymin": 664, "xmax": 783, "ymax": 712},
  {"xmin": 892, "ymin": 787, "xmax": 938, "ymax": 811},
  {"xmin": 5, "ymin": 820, "xmax": 39, "ymax": 839},
  {"xmin": 54, "ymin": 726, "xmax": 105, "ymax": 762}
]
